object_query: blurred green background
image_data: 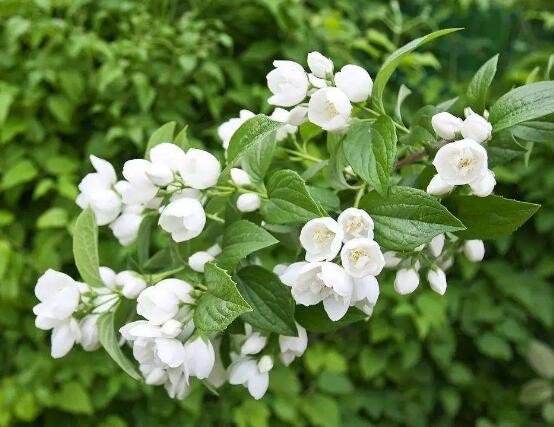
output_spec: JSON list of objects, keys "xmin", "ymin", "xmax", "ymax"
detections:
[{"xmin": 1, "ymin": 0, "xmax": 554, "ymax": 425}]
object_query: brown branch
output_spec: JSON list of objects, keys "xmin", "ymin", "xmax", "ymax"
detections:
[{"xmin": 394, "ymin": 140, "xmax": 447, "ymax": 170}]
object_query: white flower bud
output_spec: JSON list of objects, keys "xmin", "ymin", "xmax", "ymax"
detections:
[
  {"xmin": 99, "ymin": 266, "xmax": 117, "ymax": 289},
  {"xmin": 394, "ymin": 268, "xmax": 420, "ymax": 295},
  {"xmin": 161, "ymin": 319, "xmax": 182, "ymax": 338},
  {"xmin": 180, "ymin": 148, "xmax": 221, "ymax": 190},
  {"xmin": 109, "ymin": 209, "xmax": 143, "ymax": 246},
  {"xmin": 429, "ymin": 234, "xmax": 445, "ymax": 257},
  {"xmin": 120, "ymin": 159, "xmax": 159, "ymax": 205},
  {"xmin": 288, "ymin": 105, "xmax": 308, "ymax": 126},
  {"xmin": 121, "ymin": 276, "xmax": 147, "ymax": 299},
  {"xmin": 188, "ymin": 251, "xmax": 215, "ymax": 273},
  {"xmin": 241, "ymin": 332, "xmax": 267, "ymax": 355},
  {"xmin": 145, "ymin": 163, "xmax": 173, "ymax": 186},
  {"xmin": 279, "ymin": 323, "xmax": 308, "ymax": 366},
  {"xmin": 426, "ymin": 174, "xmax": 454, "ymax": 196},
  {"xmin": 340, "ymin": 238, "xmax": 385, "ymax": 278},
  {"xmin": 469, "ymin": 169, "xmax": 496, "ymax": 197},
  {"xmin": 33, "ymin": 270, "xmax": 80, "ymax": 323},
  {"xmin": 461, "ymin": 111, "xmax": 492, "ymax": 143},
  {"xmin": 267, "ymin": 60, "xmax": 309, "ymax": 107},
  {"xmin": 230, "ymin": 168, "xmax": 251, "ymax": 187},
  {"xmin": 384, "ymin": 251, "xmax": 402, "ymax": 268},
  {"xmin": 427, "ymin": 268, "xmax": 447, "ymax": 295},
  {"xmin": 236, "ymin": 193, "xmax": 261, "ymax": 212},
  {"xmin": 334, "ymin": 64, "xmax": 373, "ymax": 103},
  {"xmin": 159, "ymin": 198, "xmax": 206, "ymax": 242},
  {"xmin": 79, "ymin": 315, "xmax": 100, "ymax": 352},
  {"xmin": 432, "ymin": 139, "xmax": 488, "ymax": 186},
  {"xmin": 308, "ymin": 87, "xmax": 352, "ymax": 131},
  {"xmin": 431, "ymin": 112, "xmax": 463, "ymax": 140},
  {"xmin": 307, "ymin": 52, "xmax": 333, "ymax": 78},
  {"xmin": 183, "ymin": 337, "xmax": 215, "ymax": 379},
  {"xmin": 257, "ymin": 355, "xmax": 273, "ymax": 373},
  {"xmin": 149, "ymin": 142, "xmax": 188, "ymax": 175},
  {"xmin": 463, "ymin": 240, "xmax": 485, "ymax": 262},
  {"xmin": 136, "ymin": 285, "xmax": 180, "ymax": 325},
  {"xmin": 300, "ymin": 217, "xmax": 344, "ymax": 262},
  {"xmin": 337, "ymin": 208, "xmax": 374, "ymax": 242}
]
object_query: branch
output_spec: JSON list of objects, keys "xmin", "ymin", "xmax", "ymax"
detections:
[{"xmin": 394, "ymin": 140, "xmax": 447, "ymax": 170}]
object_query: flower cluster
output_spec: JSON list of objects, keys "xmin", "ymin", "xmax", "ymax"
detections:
[
  {"xmin": 428, "ymin": 108, "xmax": 495, "ymax": 197},
  {"xmin": 279, "ymin": 208, "xmax": 384, "ymax": 321},
  {"xmin": 77, "ymin": 143, "xmax": 221, "ymax": 245}
]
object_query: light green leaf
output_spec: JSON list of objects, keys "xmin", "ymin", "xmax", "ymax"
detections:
[
  {"xmin": 527, "ymin": 340, "xmax": 554, "ymax": 379},
  {"xmin": 194, "ymin": 263, "xmax": 252, "ymax": 333},
  {"xmin": 490, "ymin": 81, "xmax": 554, "ymax": 132},
  {"xmin": 343, "ymin": 116, "xmax": 397, "ymax": 196},
  {"xmin": 222, "ymin": 114, "xmax": 282, "ymax": 178},
  {"xmin": 467, "ymin": 54, "xmax": 499, "ymax": 113},
  {"xmin": 36, "ymin": 208, "xmax": 68, "ymax": 229},
  {"xmin": 72, "ymin": 208, "xmax": 103, "ymax": 287},
  {"xmin": 372, "ymin": 28, "xmax": 462, "ymax": 112},
  {"xmin": 512, "ymin": 121, "xmax": 554, "ymax": 145},
  {"xmin": 359, "ymin": 186, "xmax": 465, "ymax": 251},
  {"xmin": 1, "ymin": 159, "xmax": 38, "ymax": 190},
  {"xmin": 98, "ymin": 305, "xmax": 142, "ymax": 381},
  {"xmin": 261, "ymin": 169, "xmax": 327, "ymax": 224},
  {"xmin": 144, "ymin": 122, "xmax": 176, "ymax": 158},
  {"xmin": 395, "ymin": 84, "xmax": 412, "ymax": 124},
  {"xmin": 236, "ymin": 266, "xmax": 296, "ymax": 336},
  {"xmin": 476, "ymin": 332, "xmax": 512, "ymax": 360},
  {"xmin": 54, "ymin": 381, "xmax": 93, "ymax": 415},
  {"xmin": 217, "ymin": 220, "xmax": 278, "ymax": 270},
  {"xmin": 446, "ymin": 194, "xmax": 540, "ymax": 240},
  {"xmin": 520, "ymin": 379, "xmax": 553, "ymax": 406}
]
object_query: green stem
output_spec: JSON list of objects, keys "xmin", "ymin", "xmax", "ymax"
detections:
[
  {"xmin": 283, "ymin": 148, "xmax": 322, "ymax": 163},
  {"xmin": 360, "ymin": 106, "xmax": 409, "ymax": 134},
  {"xmin": 206, "ymin": 213, "xmax": 225, "ymax": 223},
  {"xmin": 353, "ymin": 183, "xmax": 366, "ymax": 208}
]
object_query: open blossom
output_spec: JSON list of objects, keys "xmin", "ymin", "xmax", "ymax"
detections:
[
  {"xmin": 340, "ymin": 238, "xmax": 385, "ymax": 278},
  {"xmin": 267, "ymin": 60, "xmax": 309, "ymax": 107},
  {"xmin": 334, "ymin": 64, "xmax": 373, "ymax": 103},
  {"xmin": 394, "ymin": 268, "xmax": 420, "ymax": 295},
  {"xmin": 307, "ymin": 52, "xmax": 333, "ymax": 78},
  {"xmin": 431, "ymin": 112, "xmax": 463, "ymax": 140},
  {"xmin": 351, "ymin": 275, "xmax": 379, "ymax": 316},
  {"xmin": 237, "ymin": 193, "xmax": 261, "ymax": 213},
  {"xmin": 180, "ymin": 148, "xmax": 221, "ymax": 190},
  {"xmin": 461, "ymin": 110, "xmax": 492, "ymax": 143},
  {"xmin": 427, "ymin": 268, "xmax": 447, "ymax": 295},
  {"xmin": 279, "ymin": 323, "xmax": 308, "ymax": 366},
  {"xmin": 270, "ymin": 108, "xmax": 298, "ymax": 141},
  {"xmin": 136, "ymin": 279, "xmax": 194, "ymax": 325},
  {"xmin": 76, "ymin": 156, "xmax": 122, "ymax": 225},
  {"xmin": 300, "ymin": 217, "xmax": 344, "ymax": 262},
  {"xmin": 433, "ymin": 139, "xmax": 489, "ymax": 186},
  {"xmin": 308, "ymin": 87, "xmax": 352, "ymax": 131},
  {"xmin": 337, "ymin": 208, "xmax": 374, "ymax": 242},
  {"xmin": 464, "ymin": 239, "xmax": 485, "ymax": 262},
  {"xmin": 218, "ymin": 110, "xmax": 255, "ymax": 149},
  {"xmin": 159, "ymin": 198, "xmax": 206, "ymax": 242},
  {"xmin": 109, "ymin": 204, "xmax": 143, "ymax": 246},
  {"xmin": 228, "ymin": 355, "xmax": 273, "ymax": 400},
  {"xmin": 146, "ymin": 143, "xmax": 189, "ymax": 186},
  {"xmin": 183, "ymin": 336, "xmax": 215, "ymax": 379}
]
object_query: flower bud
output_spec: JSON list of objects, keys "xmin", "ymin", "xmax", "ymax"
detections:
[
  {"xmin": 236, "ymin": 193, "xmax": 261, "ymax": 212},
  {"xmin": 230, "ymin": 168, "xmax": 251, "ymax": 187},
  {"xmin": 394, "ymin": 268, "xmax": 420, "ymax": 295},
  {"xmin": 463, "ymin": 240, "xmax": 485, "ymax": 262},
  {"xmin": 79, "ymin": 315, "xmax": 100, "ymax": 351},
  {"xmin": 257, "ymin": 355, "xmax": 274, "ymax": 373},
  {"xmin": 267, "ymin": 60, "xmax": 309, "ymax": 107},
  {"xmin": 426, "ymin": 174, "xmax": 454, "ymax": 196},
  {"xmin": 161, "ymin": 319, "xmax": 182, "ymax": 338},
  {"xmin": 145, "ymin": 163, "xmax": 173, "ymax": 187},
  {"xmin": 288, "ymin": 105, "xmax": 308, "ymax": 126},
  {"xmin": 429, "ymin": 234, "xmax": 445, "ymax": 257},
  {"xmin": 431, "ymin": 112, "xmax": 463, "ymax": 140},
  {"xmin": 334, "ymin": 64, "xmax": 373, "ymax": 103},
  {"xmin": 384, "ymin": 251, "xmax": 402, "ymax": 268},
  {"xmin": 427, "ymin": 268, "xmax": 447, "ymax": 295},
  {"xmin": 188, "ymin": 251, "xmax": 215, "ymax": 273},
  {"xmin": 241, "ymin": 332, "xmax": 267, "ymax": 355},
  {"xmin": 461, "ymin": 111, "xmax": 492, "ymax": 143},
  {"xmin": 159, "ymin": 198, "xmax": 206, "ymax": 242},
  {"xmin": 183, "ymin": 337, "xmax": 215, "ymax": 379},
  {"xmin": 469, "ymin": 169, "xmax": 496, "ymax": 197},
  {"xmin": 181, "ymin": 148, "xmax": 221, "ymax": 190},
  {"xmin": 121, "ymin": 276, "xmax": 147, "ymax": 299},
  {"xmin": 307, "ymin": 52, "xmax": 333, "ymax": 78}
]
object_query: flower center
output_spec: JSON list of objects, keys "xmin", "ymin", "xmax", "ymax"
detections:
[
  {"xmin": 313, "ymin": 228, "xmax": 334, "ymax": 246},
  {"xmin": 325, "ymin": 99, "xmax": 339, "ymax": 118},
  {"xmin": 346, "ymin": 217, "xmax": 363, "ymax": 234}
]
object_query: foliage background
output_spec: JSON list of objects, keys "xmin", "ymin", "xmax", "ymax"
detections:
[{"xmin": 1, "ymin": 0, "xmax": 553, "ymax": 425}]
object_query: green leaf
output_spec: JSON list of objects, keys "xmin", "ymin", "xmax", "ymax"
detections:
[
  {"xmin": 476, "ymin": 332, "xmax": 512, "ymax": 360},
  {"xmin": 394, "ymin": 84, "xmax": 412, "ymax": 124},
  {"xmin": 222, "ymin": 115, "xmax": 282, "ymax": 178},
  {"xmin": 261, "ymin": 169, "xmax": 326, "ymax": 224},
  {"xmin": 1, "ymin": 159, "xmax": 38, "ymax": 190},
  {"xmin": 343, "ymin": 116, "xmax": 397, "ymax": 196},
  {"xmin": 527, "ymin": 340, "xmax": 554, "ymax": 379},
  {"xmin": 445, "ymin": 194, "xmax": 540, "ymax": 240},
  {"xmin": 490, "ymin": 81, "xmax": 554, "ymax": 132},
  {"xmin": 512, "ymin": 121, "xmax": 554, "ymax": 145},
  {"xmin": 236, "ymin": 266, "xmax": 296, "ymax": 336},
  {"xmin": 217, "ymin": 220, "xmax": 278, "ymax": 270},
  {"xmin": 72, "ymin": 209, "xmax": 104, "ymax": 287},
  {"xmin": 144, "ymin": 122, "xmax": 176, "ymax": 158},
  {"xmin": 136, "ymin": 213, "xmax": 157, "ymax": 265},
  {"xmin": 98, "ymin": 305, "xmax": 142, "ymax": 381},
  {"xmin": 466, "ymin": 54, "xmax": 499, "ymax": 113},
  {"xmin": 36, "ymin": 208, "xmax": 68, "ymax": 229},
  {"xmin": 242, "ymin": 130, "xmax": 277, "ymax": 185},
  {"xmin": 296, "ymin": 305, "xmax": 367, "ymax": 333},
  {"xmin": 54, "ymin": 381, "xmax": 93, "ymax": 415},
  {"xmin": 520, "ymin": 379, "xmax": 553, "ymax": 406},
  {"xmin": 372, "ymin": 28, "xmax": 462, "ymax": 112},
  {"xmin": 308, "ymin": 186, "xmax": 340, "ymax": 213},
  {"xmin": 359, "ymin": 186, "xmax": 465, "ymax": 251},
  {"xmin": 194, "ymin": 263, "xmax": 252, "ymax": 333},
  {"xmin": 173, "ymin": 125, "xmax": 191, "ymax": 151}
]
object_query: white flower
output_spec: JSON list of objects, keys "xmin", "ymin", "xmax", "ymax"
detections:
[
  {"xmin": 307, "ymin": 52, "xmax": 333, "ymax": 78},
  {"xmin": 279, "ymin": 323, "xmax": 308, "ymax": 366},
  {"xmin": 109, "ymin": 205, "xmax": 143, "ymax": 246},
  {"xmin": 116, "ymin": 271, "xmax": 147, "ymax": 299},
  {"xmin": 270, "ymin": 108, "xmax": 298, "ymax": 141},
  {"xmin": 76, "ymin": 156, "xmax": 122, "ymax": 225},
  {"xmin": 188, "ymin": 251, "xmax": 215, "ymax": 273},
  {"xmin": 136, "ymin": 279, "xmax": 193, "ymax": 325},
  {"xmin": 461, "ymin": 111, "xmax": 492, "ymax": 143},
  {"xmin": 308, "ymin": 73, "xmax": 327, "ymax": 89},
  {"xmin": 50, "ymin": 318, "xmax": 81, "ymax": 359},
  {"xmin": 267, "ymin": 60, "xmax": 309, "ymax": 107},
  {"xmin": 429, "ymin": 234, "xmax": 445, "ymax": 258},
  {"xmin": 464, "ymin": 240, "xmax": 485, "ymax": 262},
  {"xmin": 207, "ymin": 339, "xmax": 227, "ymax": 388},
  {"xmin": 159, "ymin": 198, "xmax": 206, "ymax": 242},
  {"xmin": 79, "ymin": 315, "xmax": 100, "ymax": 352},
  {"xmin": 240, "ymin": 325, "xmax": 267, "ymax": 355},
  {"xmin": 426, "ymin": 174, "xmax": 454, "ymax": 196},
  {"xmin": 432, "ymin": 139, "xmax": 489, "ymax": 186},
  {"xmin": 218, "ymin": 110, "xmax": 256, "ymax": 149},
  {"xmin": 169, "ymin": 188, "xmax": 203, "ymax": 203},
  {"xmin": 384, "ymin": 251, "xmax": 402, "ymax": 268},
  {"xmin": 228, "ymin": 356, "xmax": 272, "ymax": 400},
  {"xmin": 236, "ymin": 193, "xmax": 261, "ymax": 213},
  {"xmin": 230, "ymin": 168, "xmax": 251, "ymax": 187},
  {"xmin": 119, "ymin": 159, "xmax": 159, "ymax": 205},
  {"xmin": 33, "ymin": 270, "xmax": 80, "ymax": 324},
  {"xmin": 165, "ymin": 368, "xmax": 191, "ymax": 399},
  {"xmin": 394, "ymin": 268, "xmax": 420, "ymax": 295},
  {"xmin": 308, "ymin": 87, "xmax": 352, "ymax": 131},
  {"xmin": 180, "ymin": 148, "xmax": 221, "ymax": 190},
  {"xmin": 470, "ymin": 169, "xmax": 496, "ymax": 197},
  {"xmin": 156, "ymin": 338, "xmax": 186, "ymax": 368},
  {"xmin": 334, "ymin": 64, "xmax": 373, "ymax": 103},
  {"xmin": 146, "ymin": 143, "xmax": 188, "ymax": 186},
  {"xmin": 183, "ymin": 336, "xmax": 215, "ymax": 379},
  {"xmin": 288, "ymin": 105, "xmax": 309, "ymax": 126},
  {"xmin": 427, "ymin": 268, "xmax": 447, "ymax": 295},
  {"xmin": 300, "ymin": 217, "xmax": 344, "ymax": 262},
  {"xmin": 431, "ymin": 112, "xmax": 463, "ymax": 140},
  {"xmin": 340, "ymin": 238, "xmax": 385, "ymax": 278},
  {"xmin": 337, "ymin": 208, "xmax": 374, "ymax": 242},
  {"xmin": 351, "ymin": 275, "xmax": 379, "ymax": 316}
]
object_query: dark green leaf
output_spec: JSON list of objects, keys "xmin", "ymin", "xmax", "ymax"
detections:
[
  {"xmin": 144, "ymin": 122, "xmax": 176, "ymax": 158},
  {"xmin": 296, "ymin": 305, "xmax": 367, "ymax": 333},
  {"xmin": 466, "ymin": 54, "xmax": 498, "ymax": 113}
]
